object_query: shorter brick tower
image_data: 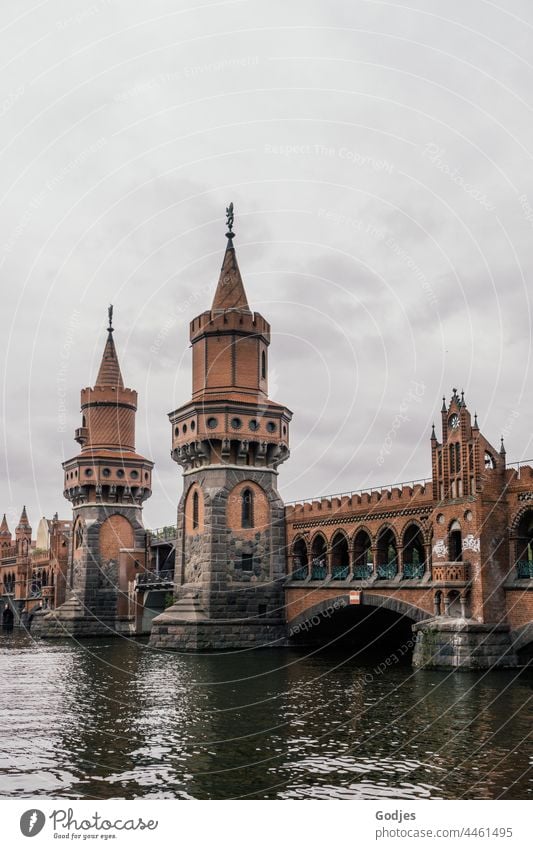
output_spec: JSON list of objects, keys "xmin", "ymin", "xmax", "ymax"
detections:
[
  {"xmin": 414, "ymin": 389, "xmax": 516, "ymax": 667},
  {"xmin": 150, "ymin": 206, "xmax": 292, "ymax": 650},
  {"xmin": 36, "ymin": 308, "xmax": 153, "ymax": 638}
]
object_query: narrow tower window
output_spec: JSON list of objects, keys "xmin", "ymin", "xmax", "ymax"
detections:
[
  {"xmin": 192, "ymin": 490, "xmax": 199, "ymax": 530},
  {"xmin": 241, "ymin": 488, "xmax": 254, "ymax": 528},
  {"xmin": 261, "ymin": 350, "xmax": 266, "ymax": 380}
]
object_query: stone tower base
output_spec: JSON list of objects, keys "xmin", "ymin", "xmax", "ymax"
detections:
[
  {"xmin": 413, "ymin": 618, "xmax": 518, "ymax": 669},
  {"xmin": 30, "ymin": 595, "xmax": 125, "ymax": 639},
  {"xmin": 149, "ymin": 594, "xmax": 287, "ymax": 651}
]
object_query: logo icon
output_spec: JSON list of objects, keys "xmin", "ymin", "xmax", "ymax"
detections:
[{"xmin": 20, "ymin": 809, "xmax": 46, "ymax": 837}]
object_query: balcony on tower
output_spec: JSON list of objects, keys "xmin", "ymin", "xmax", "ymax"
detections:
[{"xmin": 75, "ymin": 426, "xmax": 88, "ymax": 446}]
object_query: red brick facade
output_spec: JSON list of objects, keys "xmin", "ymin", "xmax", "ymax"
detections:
[{"xmin": 285, "ymin": 388, "xmax": 533, "ymax": 648}]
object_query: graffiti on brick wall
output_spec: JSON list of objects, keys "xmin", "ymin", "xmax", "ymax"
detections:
[
  {"xmin": 462, "ymin": 534, "xmax": 480, "ymax": 553},
  {"xmin": 433, "ymin": 540, "xmax": 448, "ymax": 559}
]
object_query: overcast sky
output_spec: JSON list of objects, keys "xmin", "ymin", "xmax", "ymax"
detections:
[{"xmin": 1, "ymin": 0, "xmax": 533, "ymax": 531}]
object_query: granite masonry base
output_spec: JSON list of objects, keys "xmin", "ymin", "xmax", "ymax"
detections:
[
  {"xmin": 412, "ymin": 617, "xmax": 518, "ymax": 669},
  {"xmin": 30, "ymin": 595, "xmax": 124, "ymax": 639},
  {"xmin": 149, "ymin": 596, "xmax": 287, "ymax": 651}
]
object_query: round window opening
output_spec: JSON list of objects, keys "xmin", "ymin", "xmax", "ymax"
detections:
[
  {"xmin": 131, "ymin": 470, "xmax": 139, "ymax": 479},
  {"xmin": 84, "ymin": 469, "xmax": 93, "ymax": 477},
  {"xmin": 102, "ymin": 468, "xmax": 111, "ymax": 477},
  {"xmin": 267, "ymin": 421, "xmax": 277, "ymax": 433},
  {"xmin": 191, "ymin": 421, "xmax": 195, "ymax": 431},
  {"xmin": 282, "ymin": 425, "xmax": 287, "ymax": 436},
  {"xmin": 183, "ymin": 423, "xmax": 187, "ymax": 434},
  {"xmin": 249, "ymin": 419, "xmax": 260, "ymax": 431},
  {"xmin": 207, "ymin": 417, "xmax": 218, "ymax": 429},
  {"xmin": 437, "ymin": 513, "xmax": 445, "ymax": 524},
  {"xmin": 117, "ymin": 469, "xmax": 125, "ymax": 478},
  {"xmin": 231, "ymin": 417, "xmax": 242, "ymax": 429},
  {"xmin": 174, "ymin": 426, "xmax": 179, "ymax": 436},
  {"xmin": 464, "ymin": 510, "xmax": 473, "ymax": 522}
]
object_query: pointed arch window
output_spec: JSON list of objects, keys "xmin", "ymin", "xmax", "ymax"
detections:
[
  {"xmin": 242, "ymin": 488, "xmax": 254, "ymax": 529},
  {"xmin": 192, "ymin": 490, "xmax": 199, "ymax": 530}
]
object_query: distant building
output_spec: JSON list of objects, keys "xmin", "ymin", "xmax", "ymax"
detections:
[{"xmin": 0, "ymin": 509, "xmax": 70, "ymax": 628}]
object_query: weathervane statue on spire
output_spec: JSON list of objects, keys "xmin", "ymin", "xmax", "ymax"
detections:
[
  {"xmin": 225, "ymin": 202, "xmax": 235, "ymax": 241},
  {"xmin": 108, "ymin": 304, "xmax": 114, "ymax": 333}
]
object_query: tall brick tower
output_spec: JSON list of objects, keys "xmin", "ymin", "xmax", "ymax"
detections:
[
  {"xmin": 36, "ymin": 308, "xmax": 153, "ymax": 638},
  {"xmin": 150, "ymin": 206, "xmax": 292, "ymax": 650}
]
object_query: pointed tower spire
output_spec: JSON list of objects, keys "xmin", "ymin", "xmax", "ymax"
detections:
[
  {"xmin": 473, "ymin": 412, "xmax": 479, "ymax": 429},
  {"xmin": 16, "ymin": 505, "xmax": 30, "ymax": 529},
  {"xmin": 431, "ymin": 423, "xmax": 437, "ymax": 442},
  {"xmin": 500, "ymin": 436, "xmax": 506, "ymax": 455},
  {"xmin": 95, "ymin": 305, "xmax": 124, "ymax": 388},
  {"xmin": 441, "ymin": 395, "xmax": 447, "ymax": 412},
  {"xmin": 211, "ymin": 203, "xmax": 250, "ymax": 313},
  {"xmin": 0, "ymin": 513, "xmax": 10, "ymax": 537}
]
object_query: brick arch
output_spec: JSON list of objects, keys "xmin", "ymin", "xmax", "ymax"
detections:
[
  {"xmin": 509, "ymin": 504, "xmax": 533, "ymax": 535},
  {"xmin": 351, "ymin": 525, "xmax": 374, "ymax": 546},
  {"xmin": 330, "ymin": 527, "xmax": 349, "ymax": 547},
  {"xmin": 375, "ymin": 522, "xmax": 400, "ymax": 544},
  {"xmin": 291, "ymin": 533, "xmax": 309, "ymax": 554},
  {"xmin": 288, "ymin": 591, "xmax": 429, "ymax": 632},
  {"xmin": 310, "ymin": 530, "xmax": 328, "ymax": 551},
  {"xmin": 226, "ymin": 480, "xmax": 270, "ymax": 534},
  {"xmin": 399, "ymin": 518, "xmax": 425, "ymax": 544},
  {"xmin": 184, "ymin": 483, "xmax": 204, "ymax": 535},
  {"xmin": 99, "ymin": 514, "xmax": 134, "ymax": 562}
]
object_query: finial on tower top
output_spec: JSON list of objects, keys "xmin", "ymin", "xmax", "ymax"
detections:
[
  {"xmin": 108, "ymin": 304, "xmax": 114, "ymax": 333},
  {"xmin": 225, "ymin": 202, "xmax": 235, "ymax": 243}
]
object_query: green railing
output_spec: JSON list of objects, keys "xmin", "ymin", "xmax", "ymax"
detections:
[
  {"xmin": 332, "ymin": 564, "xmax": 349, "ymax": 580},
  {"xmin": 402, "ymin": 562, "xmax": 425, "ymax": 579},
  {"xmin": 291, "ymin": 565, "xmax": 308, "ymax": 581},
  {"xmin": 516, "ymin": 560, "xmax": 533, "ymax": 579},
  {"xmin": 377, "ymin": 562, "xmax": 398, "ymax": 580},
  {"xmin": 353, "ymin": 563, "xmax": 373, "ymax": 580},
  {"xmin": 311, "ymin": 563, "xmax": 327, "ymax": 580}
]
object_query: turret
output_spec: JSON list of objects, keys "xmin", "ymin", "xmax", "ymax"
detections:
[
  {"xmin": 15, "ymin": 506, "xmax": 31, "ymax": 557},
  {"xmin": 170, "ymin": 204, "xmax": 292, "ymax": 472},
  {"xmin": 63, "ymin": 307, "xmax": 153, "ymax": 508}
]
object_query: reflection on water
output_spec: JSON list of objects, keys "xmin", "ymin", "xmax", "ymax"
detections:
[{"xmin": 0, "ymin": 631, "xmax": 531, "ymax": 799}]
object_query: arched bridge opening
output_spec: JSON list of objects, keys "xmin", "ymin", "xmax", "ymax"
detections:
[{"xmin": 288, "ymin": 593, "xmax": 429, "ymax": 663}]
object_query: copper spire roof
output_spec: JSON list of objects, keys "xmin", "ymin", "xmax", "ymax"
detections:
[
  {"xmin": 16, "ymin": 505, "xmax": 30, "ymax": 529},
  {"xmin": 211, "ymin": 203, "xmax": 250, "ymax": 313},
  {"xmin": 95, "ymin": 305, "xmax": 124, "ymax": 388},
  {"xmin": 0, "ymin": 513, "xmax": 10, "ymax": 536}
]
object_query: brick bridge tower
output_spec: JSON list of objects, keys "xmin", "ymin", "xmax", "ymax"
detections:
[
  {"xmin": 150, "ymin": 206, "xmax": 292, "ymax": 650},
  {"xmin": 35, "ymin": 308, "xmax": 153, "ymax": 637}
]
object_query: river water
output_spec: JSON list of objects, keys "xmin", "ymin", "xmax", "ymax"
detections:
[{"xmin": 0, "ymin": 631, "xmax": 531, "ymax": 800}]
